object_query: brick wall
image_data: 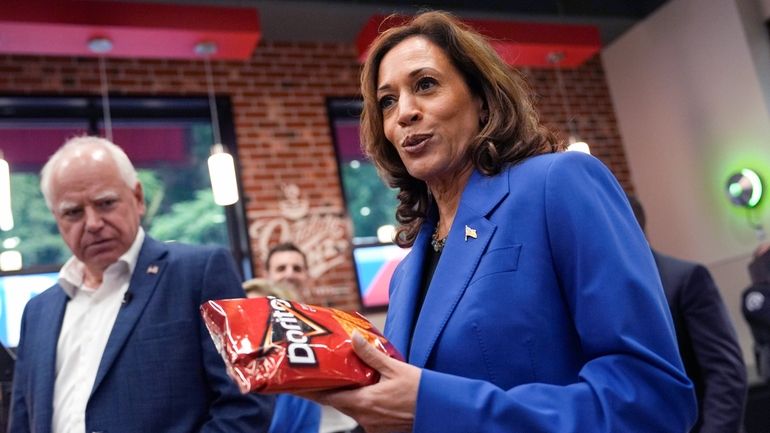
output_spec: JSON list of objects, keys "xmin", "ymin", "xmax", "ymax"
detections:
[{"xmin": 0, "ymin": 41, "xmax": 629, "ymax": 310}]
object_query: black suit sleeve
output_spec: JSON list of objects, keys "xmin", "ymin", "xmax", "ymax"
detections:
[
  {"xmin": 679, "ymin": 264, "xmax": 747, "ymax": 433},
  {"xmin": 199, "ymin": 247, "xmax": 274, "ymax": 433}
]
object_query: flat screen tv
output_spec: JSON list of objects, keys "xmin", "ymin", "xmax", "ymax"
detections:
[
  {"xmin": 352, "ymin": 244, "xmax": 409, "ymax": 310},
  {"xmin": 0, "ymin": 272, "xmax": 58, "ymax": 348}
]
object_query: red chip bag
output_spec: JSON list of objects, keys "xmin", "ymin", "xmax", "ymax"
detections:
[{"xmin": 201, "ymin": 296, "xmax": 403, "ymax": 393}]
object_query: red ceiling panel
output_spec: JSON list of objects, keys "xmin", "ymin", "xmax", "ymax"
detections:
[
  {"xmin": 0, "ymin": 0, "xmax": 261, "ymax": 60},
  {"xmin": 357, "ymin": 15, "xmax": 601, "ymax": 69}
]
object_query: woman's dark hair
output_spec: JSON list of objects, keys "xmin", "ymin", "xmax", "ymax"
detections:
[{"xmin": 360, "ymin": 11, "xmax": 561, "ymax": 247}]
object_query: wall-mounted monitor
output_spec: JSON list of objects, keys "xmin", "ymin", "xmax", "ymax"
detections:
[
  {"xmin": 353, "ymin": 244, "xmax": 410, "ymax": 309},
  {"xmin": 0, "ymin": 272, "xmax": 58, "ymax": 348}
]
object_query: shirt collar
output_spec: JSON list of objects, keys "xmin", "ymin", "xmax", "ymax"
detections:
[{"xmin": 59, "ymin": 227, "xmax": 146, "ymax": 298}]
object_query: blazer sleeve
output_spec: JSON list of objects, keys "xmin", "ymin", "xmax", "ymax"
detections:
[
  {"xmin": 8, "ymin": 304, "xmax": 30, "ymax": 433},
  {"xmin": 680, "ymin": 264, "xmax": 747, "ymax": 433},
  {"xmin": 198, "ymin": 247, "xmax": 274, "ymax": 433},
  {"xmin": 270, "ymin": 395, "xmax": 322, "ymax": 433},
  {"xmin": 415, "ymin": 153, "xmax": 696, "ymax": 433}
]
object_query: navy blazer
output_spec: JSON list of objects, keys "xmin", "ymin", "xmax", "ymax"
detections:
[
  {"xmin": 9, "ymin": 236, "xmax": 273, "ymax": 433},
  {"xmin": 654, "ymin": 251, "xmax": 747, "ymax": 433},
  {"xmin": 385, "ymin": 152, "xmax": 697, "ymax": 432}
]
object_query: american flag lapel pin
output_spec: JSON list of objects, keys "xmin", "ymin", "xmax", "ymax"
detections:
[
  {"xmin": 464, "ymin": 225, "xmax": 477, "ymax": 241},
  {"xmin": 147, "ymin": 265, "xmax": 159, "ymax": 275}
]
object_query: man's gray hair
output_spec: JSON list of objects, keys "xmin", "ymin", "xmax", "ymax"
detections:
[{"xmin": 40, "ymin": 136, "xmax": 138, "ymax": 210}]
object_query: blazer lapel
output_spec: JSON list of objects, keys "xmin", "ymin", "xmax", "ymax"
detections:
[
  {"xmin": 408, "ymin": 170, "xmax": 509, "ymax": 368},
  {"xmin": 38, "ymin": 287, "xmax": 69, "ymax": 432},
  {"xmin": 384, "ymin": 224, "xmax": 432, "ymax": 360},
  {"xmin": 90, "ymin": 237, "xmax": 168, "ymax": 395}
]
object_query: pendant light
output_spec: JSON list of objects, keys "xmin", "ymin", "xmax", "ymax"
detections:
[
  {"xmin": 196, "ymin": 41, "xmax": 239, "ymax": 206},
  {"xmin": 725, "ymin": 168, "xmax": 766, "ymax": 240},
  {"xmin": 548, "ymin": 51, "xmax": 590, "ymax": 154},
  {"xmin": 88, "ymin": 37, "xmax": 114, "ymax": 141},
  {"xmin": 0, "ymin": 151, "xmax": 13, "ymax": 232}
]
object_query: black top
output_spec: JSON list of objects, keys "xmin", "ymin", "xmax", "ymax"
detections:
[{"xmin": 409, "ymin": 245, "xmax": 442, "ymax": 351}]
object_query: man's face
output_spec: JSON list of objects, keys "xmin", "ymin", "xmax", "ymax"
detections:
[
  {"xmin": 50, "ymin": 147, "xmax": 145, "ymax": 274},
  {"xmin": 267, "ymin": 251, "xmax": 308, "ymax": 292}
]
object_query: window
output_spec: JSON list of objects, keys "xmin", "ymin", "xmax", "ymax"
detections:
[
  {"xmin": 0, "ymin": 95, "xmax": 251, "ymax": 347},
  {"xmin": 328, "ymin": 98, "xmax": 407, "ymax": 310}
]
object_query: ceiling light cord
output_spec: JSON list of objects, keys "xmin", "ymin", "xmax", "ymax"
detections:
[
  {"xmin": 98, "ymin": 55, "xmax": 113, "ymax": 142},
  {"xmin": 549, "ymin": 51, "xmax": 579, "ymax": 141},
  {"xmin": 203, "ymin": 55, "xmax": 222, "ymax": 145}
]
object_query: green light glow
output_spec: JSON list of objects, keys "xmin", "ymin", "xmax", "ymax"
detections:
[{"xmin": 709, "ymin": 144, "xmax": 770, "ymax": 220}]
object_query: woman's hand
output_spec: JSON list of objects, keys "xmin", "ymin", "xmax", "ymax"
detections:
[{"xmin": 299, "ymin": 332, "xmax": 420, "ymax": 433}]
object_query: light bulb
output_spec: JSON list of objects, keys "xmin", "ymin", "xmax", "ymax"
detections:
[
  {"xmin": 0, "ymin": 158, "xmax": 14, "ymax": 231},
  {"xmin": 0, "ymin": 250, "xmax": 21, "ymax": 271},
  {"xmin": 566, "ymin": 140, "xmax": 591, "ymax": 154},
  {"xmin": 207, "ymin": 144, "xmax": 239, "ymax": 206},
  {"xmin": 377, "ymin": 225, "xmax": 396, "ymax": 243}
]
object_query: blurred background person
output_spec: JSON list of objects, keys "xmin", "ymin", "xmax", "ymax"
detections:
[
  {"xmin": 300, "ymin": 11, "xmax": 696, "ymax": 433},
  {"xmin": 241, "ymin": 272, "xmax": 321, "ymax": 433},
  {"xmin": 629, "ymin": 194, "xmax": 747, "ymax": 433},
  {"xmin": 265, "ymin": 242, "xmax": 312, "ymax": 302},
  {"xmin": 243, "ymin": 278, "xmax": 296, "ymax": 301},
  {"xmin": 743, "ymin": 242, "xmax": 770, "ymax": 383},
  {"xmin": 9, "ymin": 136, "xmax": 272, "ymax": 433},
  {"xmin": 257, "ymin": 242, "xmax": 362, "ymax": 433}
]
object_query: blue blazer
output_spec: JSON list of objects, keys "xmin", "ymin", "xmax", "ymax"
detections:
[
  {"xmin": 9, "ymin": 236, "xmax": 274, "ymax": 433},
  {"xmin": 385, "ymin": 152, "xmax": 697, "ymax": 432},
  {"xmin": 269, "ymin": 395, "xmax": 321, "ymax": 433}
]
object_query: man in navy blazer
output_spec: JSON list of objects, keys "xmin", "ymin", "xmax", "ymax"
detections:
[
  {"xmin": 629, "ymin": 195, "xmax": 747, "ymax": 433},
  {"xmin": 9, "ymin": 136, "xmax": 273, "ymax": 433}
]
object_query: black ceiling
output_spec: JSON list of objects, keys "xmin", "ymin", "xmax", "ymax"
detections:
[
  {"xmin": 135, "ymin": 0, "xmax": 670, "ymax": 46},
  {"xmin": 311, "ymin": 0, "xmax": 668, "ymax": 18}
]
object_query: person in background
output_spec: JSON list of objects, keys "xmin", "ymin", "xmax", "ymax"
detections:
[
  {"xmin": 243, "ymin": 277, "xmax": 296, "ymax": 301},
  {"xmin": 260, "ymin": 242, "xmax": 361, "ymax": 433},
  {"xmin": 628, "ymin": 194, "xmax": 747, "ymax": 433},
  {"xmin": 298, "ymin": 11, "xmax": 696, "ymax": 433},
  {"xmin": 265, "ymin": 242, "xmax": 312, "ymax": 302},
  {"xmin": 743, "ymin": 242, "xmax": 770, "ymax": 383},
  {"xmin": 9, "ymin": 136, "xmax": 273, "ymax": 433},
  {"xmin": 242, "ymin": 272, "xmax": 321, "ymax": 433}
]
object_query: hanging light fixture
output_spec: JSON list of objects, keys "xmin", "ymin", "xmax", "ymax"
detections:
[
  {"xmin": 196, "ymin": 41, "xmax": 239, "ymax": 206},
  {"xmin": 88, "ymin": 36, "xmax": 114, "ymax": 141},
  {"xmin": 726, "ymin": 168, "xmax": 763, "ymax": 208},
  {"xmin": 725, "ymin": 168, "xmax": 766, "ymax": 240},
  {"xmin": 548, "ymin": 51, "xmax": 590, "ymax": 154},
  {"xmin": 0, "ymin": 151, "xmax": 13, "ymax": 232}
]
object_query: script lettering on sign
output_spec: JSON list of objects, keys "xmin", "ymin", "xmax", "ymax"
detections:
[{"xmin": 248, "ymin": 183, "xmax": 352, "ymax": 280}]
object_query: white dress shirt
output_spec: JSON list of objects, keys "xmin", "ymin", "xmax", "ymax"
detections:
[{"xmin": 52, "ymin": 229, "xmax": 144, "ymax": 433}]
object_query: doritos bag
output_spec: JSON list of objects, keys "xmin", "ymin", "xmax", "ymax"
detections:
[{"xmin": 201, "ymin": 296, "xmax": 402, "ymax": 394}]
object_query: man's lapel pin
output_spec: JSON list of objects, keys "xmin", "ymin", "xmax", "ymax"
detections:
[
  {"xmin": 464, "ymin": 225, "xmax": 478, "ymax": 241},
  {"xmin": 147, "ymin": 265, "xmax": 159, "ymax": 275}
]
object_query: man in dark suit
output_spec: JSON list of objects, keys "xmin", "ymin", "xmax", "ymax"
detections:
[
  {"xmin": 628, "ymin": 194, "xmax": 747, "ymax": 433},
  {"xmin": 742, "ymin": 242, "xmax": 770, "ymax": 382},
  {"xmin": 9, "ymin": 136, "xmax": 273, "ymax": 433}
]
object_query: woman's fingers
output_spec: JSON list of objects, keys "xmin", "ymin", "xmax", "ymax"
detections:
[{"xmin": 351, "ymin": 331, "xmax": 393, "ymax": 373}]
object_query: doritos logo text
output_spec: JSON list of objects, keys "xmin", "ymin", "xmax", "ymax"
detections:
[{"xmin": 263, "ymin": 296, "xmax": 329, "ymax": 365}]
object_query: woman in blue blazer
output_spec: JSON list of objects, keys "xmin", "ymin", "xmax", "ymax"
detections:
[{"xmin": 309, "ymin": 11, "xmax": 697, "ymax": 433}]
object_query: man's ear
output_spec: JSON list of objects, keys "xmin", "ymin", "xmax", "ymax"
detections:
[{"xmin": 133, "ymin": 182, "xmax": 146, "ymax": 216}]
